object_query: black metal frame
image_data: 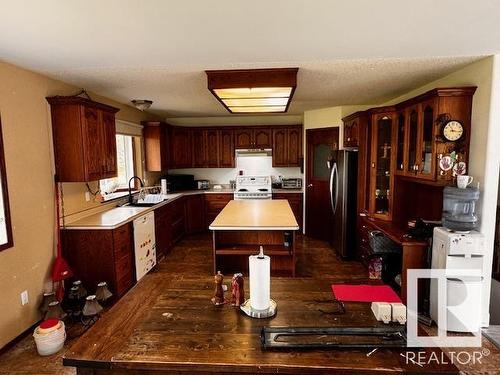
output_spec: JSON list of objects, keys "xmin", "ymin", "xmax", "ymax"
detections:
[{"xmin": 261, "ymin": 326, "xmax": 407, "ymax": 350}]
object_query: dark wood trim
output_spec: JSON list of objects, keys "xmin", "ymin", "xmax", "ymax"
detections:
[
  {"xmin": 493, "ymin": 205, "xmax": 500, "ymax": 281},
  {"xmin": 395, "ymin": 86, "xmax": 477, "ymax": 110},
  {"xmin": 0, "ymin": 117, "xmax": 14, "ymax": 252},
  {"xmin": 205, "ymin": 68, "xmax": 298, "ymax": 114},
  {"xmin": 46, "ymin": 95, "xmax": 120, "ymax": 114}
]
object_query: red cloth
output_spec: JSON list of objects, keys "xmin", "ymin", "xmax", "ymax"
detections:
[{"xmin": 331, "ymin": 284, "xmax": 402, "ymax": 303}]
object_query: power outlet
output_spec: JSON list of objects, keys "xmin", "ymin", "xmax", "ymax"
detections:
[
  {"xmin": 85, "ymin": 191, "xmax": 91, "ymax": 202},
  {"xmin": 20, "ymin": 290, "xmax": 29, "ymax": 306}
]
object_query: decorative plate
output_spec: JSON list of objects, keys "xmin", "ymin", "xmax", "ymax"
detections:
[
  {"xmin": 453, "ymin": 161, "xmax": 467, "ymax": 176},
  {"xmin": 439, "ymin": 156, "xmax": 453, "ymax": 171}
]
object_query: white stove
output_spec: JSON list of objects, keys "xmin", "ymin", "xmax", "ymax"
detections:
[{"xmin": 234, "ymin": 175, "xmax": 272, "ymax": 200}]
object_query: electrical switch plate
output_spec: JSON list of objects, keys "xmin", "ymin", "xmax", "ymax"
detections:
[
  {"xmin": 85, "ymin": 192, "xmax": 91, "ymax": 202},
  {"xmin": 20, "ymin": 290, "xmax": 29, "ymax": 306}
]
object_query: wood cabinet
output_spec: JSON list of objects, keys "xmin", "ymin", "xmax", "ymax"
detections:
[
  {"xmin": 235, "ymin": 127, "xmax": 272, "ymax": 148},
  {"xmin": 47, "ymin": 96, "xmax": 119, "ymax": 182},
  {"xmin": 143, "ymin": 121, "xmax": 170, "ymax": 172},
  {"xmin": 62, "ymin": 223, "xmax": 135, "ymax": 299},
  {"xmin": 272, "ymin": 126, "xmax": 303, "ymax": 167},
  {"xmin": 273, "ymin": 192, "xmax": 303, "ymax": 230},
  {"xmin": 205, "ymin": 194, "xmax": 232, "ymax": 228},
  {"xmin": 219, "ymin": 129, "xmax": 235, "ymax": 168},
  {"xmin": 154, "ymin": 203, "xmax": 172, "ymax": 260},
  {"xmin": 343, "ymin": 117, "xmax": 360, "ymax": 147},
  {"xmin": 368, "ymin": 109, "xmax": 396, "ymax": 221},
  {"xmin": 192, "ymin": 128, "xmax": 220, "ymax": 168},
  {"xmin": 185, "ymin": 194, "xmax": 206, "ymax": 233},
  {"xmin": 170, "ymin": 127, "xmax": 192, "ymax": 168}
]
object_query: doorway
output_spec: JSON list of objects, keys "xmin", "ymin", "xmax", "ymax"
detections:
[{"xmin": 305, "ymin": 127, "xmax": 339, "ymax": 240}]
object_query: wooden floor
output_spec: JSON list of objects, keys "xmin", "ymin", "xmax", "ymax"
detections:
[{"xmin": 0, "ymin": 233, "xmax": 498, "ymax": 374}]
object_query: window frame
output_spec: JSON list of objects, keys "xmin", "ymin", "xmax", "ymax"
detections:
[{"xmin": 0, "ymin": 117, "xmax": 14, "ymax": 251}]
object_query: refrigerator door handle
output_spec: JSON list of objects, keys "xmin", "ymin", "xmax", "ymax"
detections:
[{"xmin": 329, "ymin": 162, "xmax": 338, "ymax": 215}]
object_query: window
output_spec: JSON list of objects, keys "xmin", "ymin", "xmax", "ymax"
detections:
[
  {"xmin": 100, "ymin": 134, "xmax": 136, "ymax": 194},
  {"xmin": 0, "ymin": 117, "xmax": 13, "ymax": 251}
]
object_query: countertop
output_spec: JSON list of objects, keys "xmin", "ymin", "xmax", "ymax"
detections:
[
  {"xmin": 64, "ymin": 188, "xmax": 303, "ymax": 230},
  {"xmin": 209, "ymin": 199, "xmax": 299, "ymax": 230}
]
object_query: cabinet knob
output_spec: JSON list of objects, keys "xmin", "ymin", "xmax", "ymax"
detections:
[
  {"xmin": 307, "ymin": 184, "xmax": 313, "ymax": 188},
  {"xmin": 371, "ymin": 162, "xmax": 375, "ymax": 168}
]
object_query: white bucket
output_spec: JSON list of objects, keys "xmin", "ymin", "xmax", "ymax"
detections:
[{"xmin": 33, "ymin": 321, "xmax": 66, "ymax": 356}]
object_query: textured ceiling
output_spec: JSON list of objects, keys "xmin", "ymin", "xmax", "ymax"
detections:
[{"xmin": 0, "ymin": 0, "xmax": 496, "ymax": 117}]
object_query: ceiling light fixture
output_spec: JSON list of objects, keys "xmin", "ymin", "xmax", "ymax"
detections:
[
  {"xmin": 131, "ymin": 99, "xmax": 153, "ymax": 111},
  {"xmin": 205, "ymin": 68, "xmax": 298, "ymax": 114}
]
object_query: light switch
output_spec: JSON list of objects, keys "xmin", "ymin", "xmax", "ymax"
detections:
[{"xmin": 20, "ymin": 290, "xmax": 29, "ymax": 305}]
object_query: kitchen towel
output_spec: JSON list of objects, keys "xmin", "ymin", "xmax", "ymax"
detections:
[{"xmin": 331, "ymin": 284, "xmax": 402, "ymax": 303}]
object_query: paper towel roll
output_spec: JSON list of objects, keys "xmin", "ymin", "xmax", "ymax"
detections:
[
  {"xmin": 249, "ymin": 246, "xmax": 270, "ymax": 310},
  {"xmin": 161, "ymin": 179, "xmax": 167, "ymax": 195}
]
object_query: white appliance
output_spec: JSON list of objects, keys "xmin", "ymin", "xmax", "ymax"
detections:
[
  {"xmin": 430, "ymin": 227, "xmax": 485, "ymax": 332},
  {"xmin": 133, "ymin": 212, "xmax": 157, "ymax": 281},
  {"xmin": 234, "ymin": 175, "xmax": 272, "ymax": 200}
]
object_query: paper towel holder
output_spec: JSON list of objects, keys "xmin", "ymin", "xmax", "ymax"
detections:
[{"xmin": 240, "ymin": 299, "xmax": 277, "ymax": 319}]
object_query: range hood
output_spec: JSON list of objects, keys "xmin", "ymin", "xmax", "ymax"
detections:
[{"xmin": 235, "ymin": 148, "xmax": 272, "ymax": 157}]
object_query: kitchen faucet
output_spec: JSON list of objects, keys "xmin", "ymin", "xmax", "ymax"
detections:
[{"xmin": 128, "ymin": 176, "xmax": 145, "ymax": 204}]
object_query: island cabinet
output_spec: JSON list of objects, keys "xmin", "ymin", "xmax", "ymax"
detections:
[
  {"xmin": 62, "ymin": 223, "xmax": 135, "ymax": 299},
  {"xmin": 143, "ymin": 121, "xmax": 170, "ymax": 172},
  {"xmin": 210, "ymin": 200, "xmax": 298, "ymax": 277},
  {"xmin": 205, "ymin": 193, "xmax": 232, "ymax": 228},
  {"xmin": 46, "ymin": 95, "xmax": 119, "ymax": 182},
  {"xmin": 272, "ymin": 125, "xmax": 303, "ymax": 167},
  {"xmin": 273, "ymin": 192, "xmax": 303, "ymax": 230},
  {"xmin": 235, "ymin": 127, "xmax": 272, "ymax": 148}
]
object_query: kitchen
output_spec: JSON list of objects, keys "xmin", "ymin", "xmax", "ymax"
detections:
[{"xmin": 0, "ymin": 2, "xmax": 500, "ymax": 375}]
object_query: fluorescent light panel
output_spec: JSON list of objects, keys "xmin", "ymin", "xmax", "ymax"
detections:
[
  {"xmin": 229, "ymin": 106, "xmax": 286, "ymax": 113},
  {"xmin": 214, "ymin": 87, "xmax": 292, "ymax": 99},
  {"xmin": 222, "ymin": 97, "xmax": 289, "ymax": 107}
]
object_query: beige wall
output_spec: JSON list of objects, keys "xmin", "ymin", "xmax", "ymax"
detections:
[{"xmin": 0, "ymin": 61, "xmax": 158, "ymax": 348}]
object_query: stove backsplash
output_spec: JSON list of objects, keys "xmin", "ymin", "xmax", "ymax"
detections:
[{"xmin": 168, "ymin": 155, "xmax": 302, "ymax": 184}]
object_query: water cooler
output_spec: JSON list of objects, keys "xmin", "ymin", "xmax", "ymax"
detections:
[{"xmin": 430, "ymin": 227, "xmax": 484, "ymax": 332}]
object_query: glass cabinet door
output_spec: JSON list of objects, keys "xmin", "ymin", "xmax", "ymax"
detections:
[
  {"xmin": 396, "ymin": 112, "xmax": 405, "ymax": 172},
  {"xmin": 420, "ymin": 104, "xmax": 434, "ymax": 176},
  {"xmin": 373, "ymin": 115, "xmax": 393, "ymax": 217},
  {"xmin": 407, "ymin": 108, "xmax": 418, "ymax": 174}
]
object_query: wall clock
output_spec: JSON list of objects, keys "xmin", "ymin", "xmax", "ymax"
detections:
[{"xmin": 442, "ymin": 120, "xmax": 464, "ymax": 142}]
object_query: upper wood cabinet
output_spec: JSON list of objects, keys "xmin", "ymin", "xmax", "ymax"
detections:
[
  {"xmin": 219, "ymin": 129, "xmax": 235, "ymax": 168},
  {"xmin": 170, "ymin": 127, "xmax": 193, "ymax": 168},
  {"xmin": 272, "ymin": 125, "xmax": 303, "ymax": 167},
  {"xmin": 143, "ymin": 121, "xmax": 170, "ymax": 172},
  {"xmin": 343, "ymin": 117, "xmax": 359, "ymax": 147},
  {"xmin": 47, "ymin": 96, "xmax": 119, "ymax": 182},
  {"xmin": 235, "ymin": 127, "xmax": 272, "ymax": 148},
  {"xmin": 369, "ymin": 109, "xmax": 396, "ymax": 221},
  {"xmin": 192, "ymin": 128, "xmax": 220, "ymax": 168}
]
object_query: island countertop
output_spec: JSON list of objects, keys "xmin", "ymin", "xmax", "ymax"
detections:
[{"xmin": 209, "ymin": 199, "xmax": 299, "ymax": 231}]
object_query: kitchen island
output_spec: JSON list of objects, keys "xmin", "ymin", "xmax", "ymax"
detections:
[
  {"xmin": 209, "ymin": 199, "xmax": 299, "ymax": 276},
  {"xmin": 63, "ymin": 273, "xmax": 458, "ymax": 375}
]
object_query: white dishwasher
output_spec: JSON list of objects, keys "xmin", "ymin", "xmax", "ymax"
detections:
[{"xmin": 133, "ymin": 212, "xmax": 157, "ymax": 281}]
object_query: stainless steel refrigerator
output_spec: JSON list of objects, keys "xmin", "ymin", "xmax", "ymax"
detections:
[{"xmin": 329, "ymin": 150, "xmax": 358, "ymax": 258}]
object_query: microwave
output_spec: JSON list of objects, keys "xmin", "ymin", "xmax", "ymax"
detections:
[
  {"xmin": 281, "ymin": 178, "xmax": 302, "ymax": 189},
  {"xmin": 196, "ymin": 180, "xmax": 210, "ymax": 190}
]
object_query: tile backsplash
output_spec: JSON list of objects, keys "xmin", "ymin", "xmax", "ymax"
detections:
[{"xmin": 168, "ymin": 155, "xmax": 302, "ymax": 184}]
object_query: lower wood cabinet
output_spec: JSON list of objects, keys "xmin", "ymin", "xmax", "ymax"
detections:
[
  {"xmin": 272, "ymin": 192, "xmax": 303, "ymax": 230},
  {"xmin": 62, "ymin": 223, "xmax": 135, "ymax": 299},
  {"xmin": 155, "ymin": 197, "xmax": 187, "ymax": 258},
  {"xmin": 185, "ymin": 194, "xmax": 206, "ymax": 233},
  {"xmin": 205, "ymin": 194, "xmax": 232, "ymax": 229}
]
